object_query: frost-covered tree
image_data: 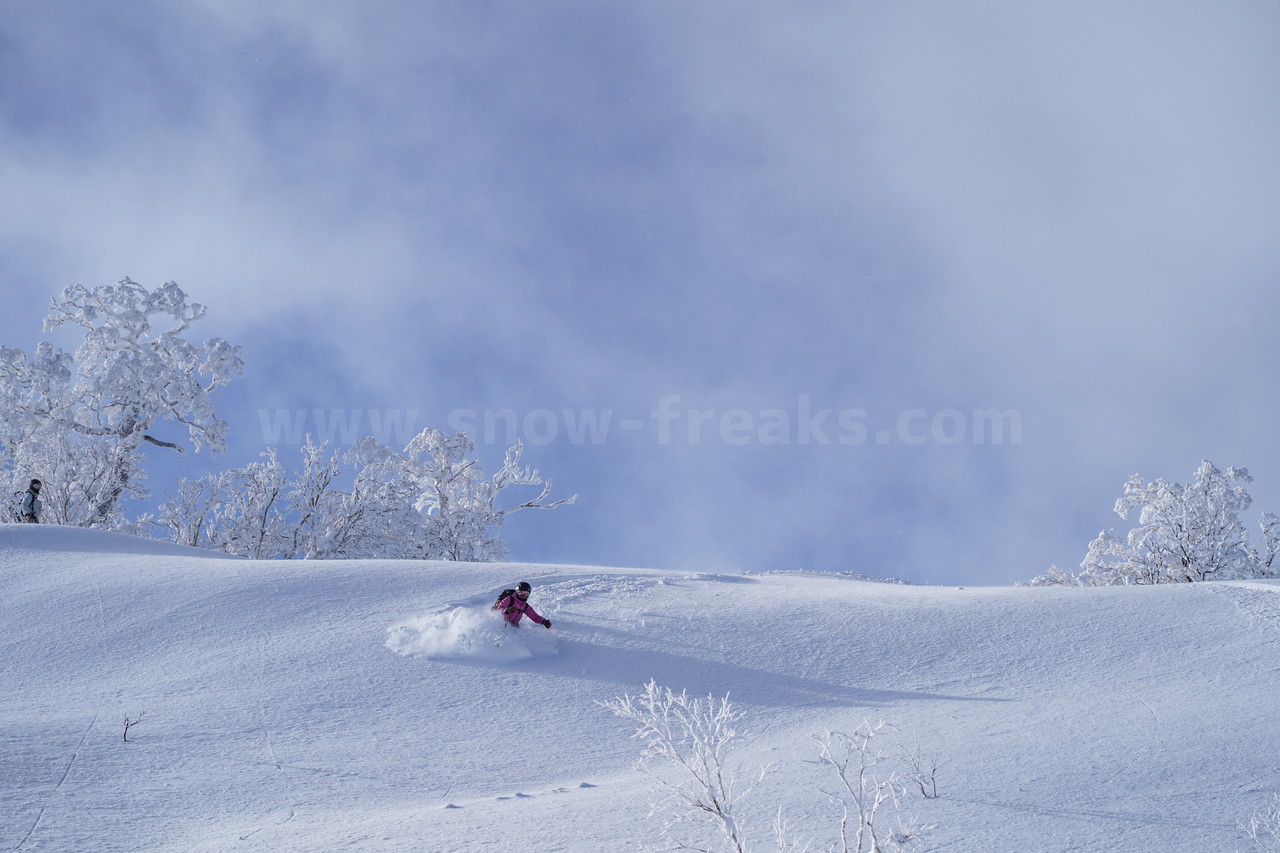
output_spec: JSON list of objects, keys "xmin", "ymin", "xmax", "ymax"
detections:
[
  {"xmin": 322, "ymin": 429, "xmax": 575, "ymax": 560},
  {"xmin": 209, "ymin": 449, "xmax": 289, "ymax": 559},
  {"xmin": 283, "ymin": 437, "xmax": 347, "ymax": 559},
  {"xmin": 156, "ymin": 430, "xmax": 575, "ymax": 560},
  {"xmin": 1253, "ymin": 512, "xmax": 1280, "ymax": 579},
  {"xmin": 1016, "ymin": 564, "xmax": 1084, "ymax": 588},
  {"xmin": 401, "ymin": 429, "xmax": 575, "ymax": 561},
  {"xmin": 1027, "ymin": 460, "xmax": 1280, "ymax": 587},
  {"xmin": 0, "ymin": 279, "xmax": 242, "ymax": 526},
  {"xmin": 155, "ymin": 474, "xmax": 226, "ymax": 548},
  {"xmin": 323, "ymin": 436, "xmax": 424, "ymax": 558},
  {"xmin": 1079, "ymin": 461, "xmax": 1256, "ymax": 584}
]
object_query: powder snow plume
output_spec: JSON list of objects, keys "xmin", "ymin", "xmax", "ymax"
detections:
[{"xmin": 387, "ymin": 605, "xmax": 559, "ymax": 662}]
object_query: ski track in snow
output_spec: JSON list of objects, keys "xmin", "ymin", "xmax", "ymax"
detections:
[
  {"xmin": 238, "ymin": 572, "xmax": 300, "ymax": 844},
  {"xmin": 237, "ymin": 705, "xmax": 299, "ymax": 842},
  {"xmin": 10, "ymin": 573, "xmax": 115, "ymax": 853},
  {"xmin": 8, "ymin": 709, "xmax": 100, "ymax": 853}
]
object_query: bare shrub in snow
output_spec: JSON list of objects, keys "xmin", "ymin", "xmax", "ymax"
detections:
[
  {"xmin": 899, "ymin": 740, "xmax": 946, "ymax": 800},
  {"xmin": 1243, "ymin": 796, "xmax": 1280, "ymax": 852},
  {"xmin": 601, "ymin": 680, "xmax": 772, "ymax": 853},
  {"xmin": 122, "ymin": 711, "xmax": 146, "ymax": 742},
  {"xmin": 603, "ymin": 681, "xmax": 934, "ymax": 853},
  {"xmin": 816, "ymin": 723, "xmax": 932, "ymax": 853}
]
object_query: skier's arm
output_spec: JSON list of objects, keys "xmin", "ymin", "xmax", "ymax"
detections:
[{"xmin": 524, "ymin": 603, "xmax": 549, "ymax": 626}]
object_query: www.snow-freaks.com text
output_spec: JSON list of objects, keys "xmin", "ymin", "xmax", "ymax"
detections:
[{"xmin": 257, "ymin": 396, "xmax": 1022, "ymax": 448}]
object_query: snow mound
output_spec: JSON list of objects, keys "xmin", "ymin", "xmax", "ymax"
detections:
[
  {"xmin": 386, "ymin": 604, "xmax": 559, "ymax": 662},
  {"xmin": 0, "ymin": 522, "xmax": 232, "ymax": 559}
]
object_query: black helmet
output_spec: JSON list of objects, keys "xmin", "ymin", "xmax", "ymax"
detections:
[
  {"xmin": 30, "ymin": 479, "xmax": 41, "ymax": 487},
  {"xmin": 516, "ymin": 581, "xmax": 532, "ymax": 593}
]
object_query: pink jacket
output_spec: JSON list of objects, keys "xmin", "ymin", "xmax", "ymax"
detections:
[{"xmin": 496, "ymin": 594, "xmax": 549, "ymax": 627}]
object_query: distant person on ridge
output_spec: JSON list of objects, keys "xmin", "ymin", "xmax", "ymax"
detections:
[
  {"xmin": 493, "ymin": 581, "xmax": 552, "ymax": 629},
  {"xmin": 21, "ymin": 479, "xmax": 42, "ymax": 523}
]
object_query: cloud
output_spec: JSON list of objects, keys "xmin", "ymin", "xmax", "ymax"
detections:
[{"xmin": 3, "ymin": 2, "xmax": 1278, "ymax": 583}]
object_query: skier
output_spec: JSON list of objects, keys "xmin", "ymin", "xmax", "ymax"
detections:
[
  {"xmin": 21, "ymin": 479, "xmax": 42, "ymax": 523},
  {"xmin": 494, "ymin": 581, "xmax": 552, "ymax": 629}
]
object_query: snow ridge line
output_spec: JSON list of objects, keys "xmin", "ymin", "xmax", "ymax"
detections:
[{"xmin": 9, "ymin": 709, "xmax": 100, "ymax": 852}]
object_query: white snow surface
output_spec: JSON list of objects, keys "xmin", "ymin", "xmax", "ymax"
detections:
[{"xmin": 3, "ymin": 524, "xmax": 1279, "ymax": 852}]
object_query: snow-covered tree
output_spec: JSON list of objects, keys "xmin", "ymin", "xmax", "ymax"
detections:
[
  {"xmin": 154, "ymin": 474, "xmax": 226, "ymax": 548},
  {"xmin": 1253, "ymin": 512, "xmax": 1280, "ymax": 579},
  {"xmin": 325, "ymin": 436, "xmax": 424, "ymax": 558},
  {"xmin": 400, "ymin": 429, "xmax": 576, "ymax": 561},
  {"xmin": 283, "ymin": 437, "xmax": 347, "ymax": 559},
  {"xmin": 1068, "ymin": 460, "xmax": 1268, "ymax": 586},
  {"xmin": 210, "ymin": 449, "xmax": 289, "ymax": 559},
  {"xmin": 156, "ymin": 429, "xmax": 575, "ymax": 561},
  {"xmin": 1016, "ymin": 564, "xmax": 1084, "ymax": 588},
  {"xmin": 0, "ymin": 279, "xmax": 242, "ymax": 526}
]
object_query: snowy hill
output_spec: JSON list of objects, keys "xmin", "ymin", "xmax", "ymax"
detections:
[{"xmin": 3, "ymin": 525, "xmax": 1279, "ymax": 852}]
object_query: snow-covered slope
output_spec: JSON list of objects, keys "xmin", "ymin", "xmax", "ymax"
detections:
[{"xmin": 3, "ymin": 524, "xmax": 1279, "ymax": 852}]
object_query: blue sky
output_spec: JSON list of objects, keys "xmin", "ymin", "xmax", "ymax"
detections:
[{"xmin": 3, "ymin": 1, "xmax": 1278, "ymax": 584}]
